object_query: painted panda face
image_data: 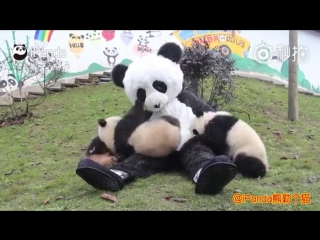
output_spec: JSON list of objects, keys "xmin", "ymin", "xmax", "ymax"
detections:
[
  {"xmin": 0, "ymin": 75, "xmax": 17, "ymax": 96},
  {"xmin": 0, "ymin": 75, "xmax": 17, "ymax": 89},
  {"xmin": 105, "ymin": 47, "xmax": 118, "ymax": 57},
  {"xmin": 0, "ymin": 80, "xmax": 7, "ymax": 89},
  {"xmin": 138, "ymin": 35, "xmax": 149, "ymax": 45},
  {"xmin": 219, "ymin": 35, "xmax": 226, "ymax": 42},
  {"xmin": 111, "ymin": 42, "xmax": 183, "ymax": 112},
  {"xmin": 7, "ymin": 75, "xmax": 17, "ymax": 87}
]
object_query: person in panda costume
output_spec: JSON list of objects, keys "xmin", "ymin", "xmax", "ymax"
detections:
[{"xmin": 77, "ymin": 42, "xmax": 266, "ymax": 195}]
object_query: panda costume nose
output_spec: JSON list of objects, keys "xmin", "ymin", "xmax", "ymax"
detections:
[{"xmin": 154, "ymin": 104, "xmax": 160, "ymax": 108}]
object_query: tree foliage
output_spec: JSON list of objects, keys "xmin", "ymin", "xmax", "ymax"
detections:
[
  {"xmin": 0, "ymin": 44, "xmax": 68, "ymax": 126},
  {"xmin": 180, "ymin": 39, "xmax": 237, "ymax": 110}
]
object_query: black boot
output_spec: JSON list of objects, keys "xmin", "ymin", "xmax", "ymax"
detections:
[
  {"xmin": 180, "ymin": 141, "xmax": 237, "ymax": 195},
  {"xmin": 76, "ymin": 158, "xmax": 127, "ymax": 191},
  {"xmin": 76, "ymin": 153, "xmax": 172, "ymax": 192}
]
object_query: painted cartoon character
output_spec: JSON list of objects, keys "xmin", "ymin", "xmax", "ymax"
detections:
[
  {"xmin": 86, "ymin": 30, "xmax": 101, "ymax": 46},
  {"xmin": 219, "ymin": 35, "xmax": 226, "ymax": 42},
  {"xmin": 137, "ymin": 35, "xmax": 151, "ymax": 53},
  {"xmin": 12, "ymin": 44, "xmax": 28, "ymax": 61},
  {"xmin": 103, "ymin": 47, "xmax": 118, "ymax": 67},
  {"xmin": 102, "ymin": 31, "xmax": 115, "ymax": 41},
  {"xmin": 68, "ymin": 33, "xmax": 84, "ymax": 58},
  {"xmin": 0, "ymin": 74, "xmax": 18, "ymax": 96},
  {"xmin": 146, "ymin": 30, "xmax": 161, "ymax": 38}
]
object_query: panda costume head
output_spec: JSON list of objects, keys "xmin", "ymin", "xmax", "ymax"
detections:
[
  {"xmin": 112, "ymin": 42, "xmax": 183, "ymax": 112},
  {"xmin": 111, "ymin": 42, "xmax": 213, "ymax": 150}
]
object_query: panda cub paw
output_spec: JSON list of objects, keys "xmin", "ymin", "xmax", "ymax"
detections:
[{"xmin": 234, "ymin": 154, "xmax": 267, "ymax": 178}]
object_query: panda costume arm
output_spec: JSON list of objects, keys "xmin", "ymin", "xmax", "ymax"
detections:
[{"xmin": 177, "ymin": 90, "xmax": 214, "ymax": 114}]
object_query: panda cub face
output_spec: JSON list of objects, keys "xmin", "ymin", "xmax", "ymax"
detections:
[
  {"xmin": 111, "ymin": 42, "xmax": 184, "ymax": 112},
  {"xmin": 98, "ymin": 116, "xmax": 122, "ymax": 154},
  {"xmin": 12, "ymin": 44, "xmax": 28, "ymax": 61},
  {"xmin": 190, "ymin": 111, "xmax": 232, "ymax": 136},
  {"xmin": 190, "ymin": 111, "xmax": 216, "ymax": 136}
]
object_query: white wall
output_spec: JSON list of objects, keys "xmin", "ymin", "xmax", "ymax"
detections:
[{"xmin": 0, "ymin": 30, "xmax": 319, "ymax": 95}]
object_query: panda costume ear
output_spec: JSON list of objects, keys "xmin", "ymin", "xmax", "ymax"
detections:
[
  {"xmin": 111, "ymin": 64, "xmax": 128, "ymax": 88},
  {"xmin": 157, "ymin": 42, "xmax": 182, "ymax": 63}
]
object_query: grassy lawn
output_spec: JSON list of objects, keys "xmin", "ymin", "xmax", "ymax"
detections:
[{"xmin": 1, "ymin": 77, "xmax": 320, "ymax": 211}]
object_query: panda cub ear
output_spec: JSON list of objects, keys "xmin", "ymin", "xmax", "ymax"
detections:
[
  {"xmin": 98, "ymin": 119, "xmax": 107, "ymax": 127},
  {"xmin": 195, "ymin": 110, "xmax": 204, "ymax": 118},
  {"xmin": 157, "ymin": 42, "xmax": 182, "ymax": 63},
  {"xmin": 111, "ymin": 64, "xmax": 128, "ymax": 88}
]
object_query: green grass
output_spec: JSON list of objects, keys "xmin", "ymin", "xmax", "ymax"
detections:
[{"xmin": 1, "ymin": 77, "xmax": 320, "ymax": 211}]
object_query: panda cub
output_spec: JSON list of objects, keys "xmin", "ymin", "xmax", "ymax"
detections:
[
  {"xmin": 190, "ymin": 110, "xmax": 269, "ymax": 178},
  {"xmin": 85, "ymin": 116, "xmax": 122, "ymax": 168},
  {"xmin": 97, "ymin": 116, "xmax": 122, "ymax": 155},
  {"xmin": 99, "ymin": 100, "xmax": 181, "ymax": 158},
  {"xmin": 128, "ymin": 115, "xmax": 181, "ymax": 157}
]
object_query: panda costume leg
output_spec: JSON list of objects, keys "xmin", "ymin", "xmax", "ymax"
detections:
[
  {"xmin": 77, "ymin": 151, "xmax": 175, "ymax": 191},
  {"xmin": 178, "ymin": 136, "xmax": 237, "ymax": 195},
  {"xmin": 77, "ymin": 139, "xmax": 236, "ymax": 195}
]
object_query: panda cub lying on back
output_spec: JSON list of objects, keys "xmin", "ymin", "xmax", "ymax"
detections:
[
  {"xmin": 99, "ymin": 100, "xmax": 181, "ymax": 158},
  {"xmin": 189, "ymin": 110, "xmax": 269, "ymax": 178}
]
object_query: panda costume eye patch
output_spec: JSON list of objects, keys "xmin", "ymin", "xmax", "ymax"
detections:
[{"xmin": 153, "ymin": 80, "xmax": 167, "ymax": 93}]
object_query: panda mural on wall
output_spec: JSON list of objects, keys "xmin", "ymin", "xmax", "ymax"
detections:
[
  {"xmin": 68, "ymin": 33, "xmax": 85, "ymax": 58},
  {"xmin": 0, "ymin": 74, "xmax": 18, "ymax": 96},
  {"xmin": 103, "ymin": 47, "xmax": 118, "ymax": 67}
]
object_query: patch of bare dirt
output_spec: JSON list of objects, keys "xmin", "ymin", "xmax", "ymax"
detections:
[{"xmin": 0, "ymin": 112, "xmax": 35, "ymax": 128}]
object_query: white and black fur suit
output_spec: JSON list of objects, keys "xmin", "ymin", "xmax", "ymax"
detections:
[{"xmin": 76, "ymin": 42, "xmax": 238, "ymax": 195}]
